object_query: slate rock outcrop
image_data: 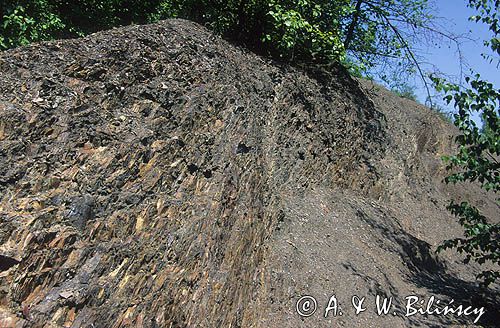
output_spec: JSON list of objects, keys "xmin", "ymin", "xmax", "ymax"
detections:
[{"xmin": 0, "ymin": 19, "xmax": 498, "ymax": 327}]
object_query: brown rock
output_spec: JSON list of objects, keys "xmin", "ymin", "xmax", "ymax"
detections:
[{"xmin": 0, "ymin": 19, "xmax": 498, "ymax": 328}]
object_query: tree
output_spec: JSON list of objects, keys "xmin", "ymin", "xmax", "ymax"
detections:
[
  {"xmin": 0, "ymin": 1, "xmax": 442, "ymax": 67},
  {"xmin": 433, "ymin": 0, "xmax": 499, "ymax": 287},
  {"xmin": 338, "ymin": 0, "xmax": 473, "ymax": 108},
  {"xmin": 0, "ymin": 0, "xmax": 66, "ymax": 49}
]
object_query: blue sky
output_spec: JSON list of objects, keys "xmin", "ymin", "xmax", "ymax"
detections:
[{"xmin": 411, "ymin": 1, "xmax": 499, "ymax": 110}]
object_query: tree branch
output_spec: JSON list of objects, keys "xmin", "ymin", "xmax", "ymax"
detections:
[
  {"xmin": 344, "ymin": 0, "xmax": 364, "ymax": 50},
  {"xmin": 365, "ymin": 1, "xmax": 434, "ymax": 108}
]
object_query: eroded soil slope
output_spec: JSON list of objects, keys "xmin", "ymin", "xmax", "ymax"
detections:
[{"xmin": 0, "ymin": 19, "xmax": 498, "ymax": 327}]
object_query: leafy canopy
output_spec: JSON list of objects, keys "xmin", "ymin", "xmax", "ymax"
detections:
[
  {"xmin": 433, "ymin": 0, "xmax": 499, "ymax": 287},
  {"xmin": 1, "ymin": 0, "xmax": 433, "ymax": 70}
]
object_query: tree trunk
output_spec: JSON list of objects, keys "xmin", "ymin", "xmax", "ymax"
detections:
[{"xmin": 344, "ymin": 0, "xmax": 364, "ymax": 50}]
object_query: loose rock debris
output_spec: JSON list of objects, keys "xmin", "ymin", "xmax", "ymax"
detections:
[{"xmin": 0, "ymin": 19, "xmax": 498, "ymax": 327}]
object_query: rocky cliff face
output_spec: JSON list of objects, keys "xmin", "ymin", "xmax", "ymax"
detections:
[{"xmin": 0, "ymin": 19, "xmax": 498, "ymax": 327}]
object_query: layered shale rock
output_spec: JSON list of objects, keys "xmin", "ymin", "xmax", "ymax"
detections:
[{"xmin": 0, "ymin": 19, "xmax": 498, "ymax": 327}]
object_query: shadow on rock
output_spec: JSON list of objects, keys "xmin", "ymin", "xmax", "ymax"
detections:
[{"xmin": 354, "ymin": 208, "xmax": 499, "ymax": 327}]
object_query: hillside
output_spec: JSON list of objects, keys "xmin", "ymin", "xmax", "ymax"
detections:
[{"xmin": 0, "ymin": 19, "xmax": 498, "ymax": 327}]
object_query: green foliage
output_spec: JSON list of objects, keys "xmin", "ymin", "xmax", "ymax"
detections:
[
  {"xmin": 0, "ymin": 1, "xmax": 178, "ymax": 50},
  {"xmin": 469, "ymin": 0, "xmax": 500, "ymax": 58},
  {"xmin": 433, "ymin": 76, "xmax": 499, "ymax": 286},
  {"xmin": 263, "ymin": 0, "xmax": 347, "ymax": 62},
  {"xmin": 437, "ymin": 201, "xmax": 499, "ymax": 285},
  {"xmin": 340, "ymin": 0, "xmax": 434, "ymax": 76},
  {"xmin": 0, "ymin": 1, "xmax": 66, "ymax": 49},
  {"xmin": 391, "ymin": 84, "xmax": 417, "ymax": 101},
  {"xmin": 432, "ymin": 0, "xmax": 500, "ymax": 285},
  {"xmin": 162, "ymin": 0, "xmax": 351, "ymax": 63},
  {"xmin": 1, "ymin": 0, "xmax": 438, "ymax": 74},
  {"xmin": 435, "ymin": 75, "xmax": 499, "ymax": 193}
]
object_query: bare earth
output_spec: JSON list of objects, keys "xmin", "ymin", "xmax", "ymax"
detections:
[{"xmin": 0, "ymin": 19, "xmax": 498, "ymax": 327}]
